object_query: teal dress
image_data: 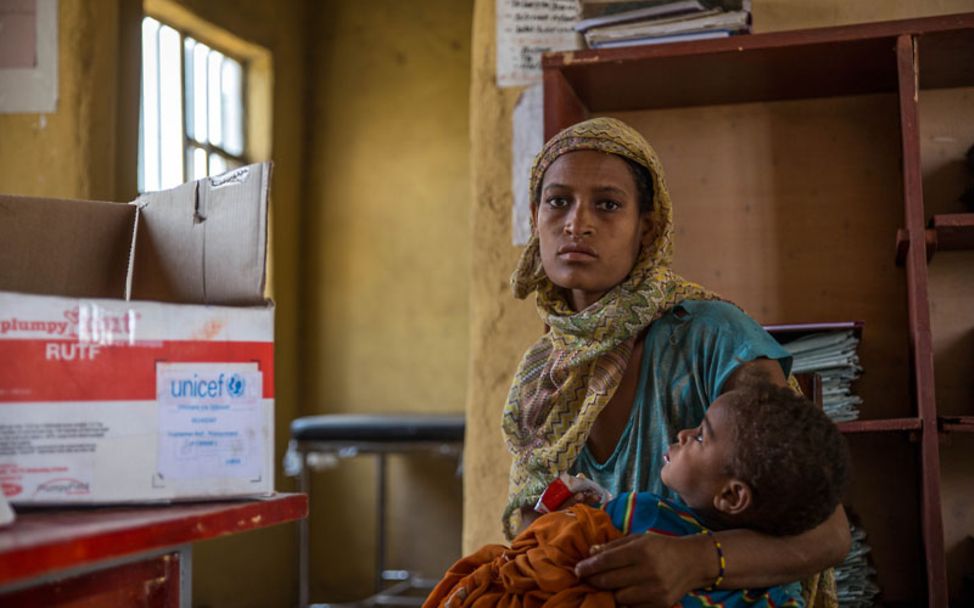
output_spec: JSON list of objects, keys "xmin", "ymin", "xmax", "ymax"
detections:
[
  {"xmin": 569, "ymin": 300, "xmax": 792, "ymax": 503},
  {"xmin": 603, "ymin": 491, "xmax": 804, "ymax": 607}
]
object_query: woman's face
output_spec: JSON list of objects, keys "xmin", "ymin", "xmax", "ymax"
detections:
[{"xmin": 534, "ymin": 150, "xmax": 652, "ymax": 311}]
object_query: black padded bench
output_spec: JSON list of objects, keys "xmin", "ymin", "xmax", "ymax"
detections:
[{"xmin": 286, "ymin": 414, "xmax": 465, "ymax": 608}]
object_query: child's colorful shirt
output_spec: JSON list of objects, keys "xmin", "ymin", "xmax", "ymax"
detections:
[{"xmin": 603, "ymin": 491, "xmax": 805, "ymax": 608}]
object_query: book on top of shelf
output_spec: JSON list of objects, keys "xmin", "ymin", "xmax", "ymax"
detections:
[
  {"xmin": 577, "ymin": 0, "xmax": 750, "ymax": 29},
  {"xmin": 584, "ymin": 9, "xmax": 750, "ymax": 45},
  {"xmin": 589, "ymin": 29, "xmax": 732, "ymax": 48},
  {"xmin": 576, "ymin": 0, "xmax": 708, "ymax": 32},
  {"xmin": 584, "ymin": 6, "xmax": 723, "ymax": 34}
]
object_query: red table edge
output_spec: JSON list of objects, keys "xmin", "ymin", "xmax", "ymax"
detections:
[{"xmin": 0, "ymin": 492, "xmax": 308, "ymax": 587}]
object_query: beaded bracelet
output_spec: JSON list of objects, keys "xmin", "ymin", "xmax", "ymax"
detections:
[{"xmin": 699, "ymin": 529, "xmax": 726, "ymax": 590}]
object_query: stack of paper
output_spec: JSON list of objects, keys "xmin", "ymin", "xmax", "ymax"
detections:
[
  {"xmin": 835, "ymin": 526, "xmax": 881, "ymax": 607},
  {"xmin": 781, "ymin": 330, "xmax": 863, "ymax": 422},
  {"xmin": 575, "ymin": 0, "xmax": 751, "ymax": 49}
]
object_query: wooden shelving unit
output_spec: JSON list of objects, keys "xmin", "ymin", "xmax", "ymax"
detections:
[{"xmin": 542, "ymin": 12, "xmax": 974, "ymax": 607}]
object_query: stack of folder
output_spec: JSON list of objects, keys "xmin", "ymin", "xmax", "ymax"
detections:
[
  {"xmin": 575, "ymin": 0, "xmax": 751, "ymax": 49},
  {"xmin": 781, "ymin": 330, "xmax": 863, "ymax": 422},
  {"xmin": 835, "ymin": 526, "xmax": 881, "ymax": 607}
]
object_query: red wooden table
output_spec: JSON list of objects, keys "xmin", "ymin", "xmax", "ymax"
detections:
[{"xmin": 0, "ymin": 493, "xmax": 307, "ymax": 607}]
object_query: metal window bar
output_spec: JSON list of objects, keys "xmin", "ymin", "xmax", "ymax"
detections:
[
  {"xmin": 155, "ymin": 22, "xmax": 162, "ymax": 190},
  {"xmin": 187, "ymin": 140, "xmax": 248, "ymax": 165},
  {"xmin": 152, "ymin": 19, "xmax": 162, "ymax": 188}
]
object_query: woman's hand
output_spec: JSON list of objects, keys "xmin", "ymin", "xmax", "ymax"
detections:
[{"xmin": 574, "ymin": 532, "xmax": 715, "ymax": 608}]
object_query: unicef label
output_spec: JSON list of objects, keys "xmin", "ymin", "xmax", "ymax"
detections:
[{"xmin": 156, "ymin": 363, "xmax": 263, "ymax": 481}]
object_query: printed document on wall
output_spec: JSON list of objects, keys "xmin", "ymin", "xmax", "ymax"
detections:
[
  {"xmin": 497, "ymin": 0, "xmax": 580, "ymax": 88},
  {"xmin": 512, "ymin": 83, "xmax": 544, "ymax": 245},
  {"xmin": 157, "ymin": 362, "xmax": 264, "ymax": 481}
]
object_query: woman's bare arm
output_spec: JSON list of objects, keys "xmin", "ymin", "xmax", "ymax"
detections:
[
  {"xmin": 575, "ymin": 504, "xmax": 850, "ymax": 607},
  {"xmin": 713, "ymin": 502, "xmax": 851, "ymax": 587}
]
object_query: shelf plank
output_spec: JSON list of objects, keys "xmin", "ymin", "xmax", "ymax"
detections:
[
  {"xmin": 543, "ymin": 12, "xmax": 974, "ymax": 113},
  {"xmin": 930, "ymin": 213, "xmax": 974, "ymax": 252},
  {"xmin": 940, "ymin": 415, "xmax": 974, "ymax": 432},
  {"xmin": 837, "ymin": 418, "xmax": 923, "ymax": 433},
  {"xmin": 0, "ymin": 493, "xmax": 308, "ymax": 588},
  {"xmin": 894, "ymin": 215, "xmax": 974, "ymax": 265}
]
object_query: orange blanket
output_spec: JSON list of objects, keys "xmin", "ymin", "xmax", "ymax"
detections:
[{"xmin": 423, "ymin": 505, "xmax": 622, "ymax": 608}]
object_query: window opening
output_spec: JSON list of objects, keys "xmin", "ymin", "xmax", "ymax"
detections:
[{"xmin": 139, "ymin": 16, "xmax": 246, "ymax": 192}]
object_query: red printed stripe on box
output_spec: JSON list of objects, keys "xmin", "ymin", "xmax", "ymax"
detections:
[{"xmin": 0, "ymin": 340, "xmax": 274, "ymax": 402}]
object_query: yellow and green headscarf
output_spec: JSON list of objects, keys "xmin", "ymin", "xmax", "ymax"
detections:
[{"xmin": 502, "ymin": 117, "xmax": 720, "ymax": 538}]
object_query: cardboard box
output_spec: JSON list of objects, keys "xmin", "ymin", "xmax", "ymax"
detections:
[{"xmin": 0, "ymin": 164, "xmax": 275, "ymax": 504}]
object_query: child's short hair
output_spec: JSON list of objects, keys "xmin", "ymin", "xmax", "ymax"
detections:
[{"xmin": 722, "ymin": 374, "xmax": 849, "ymax": 536}]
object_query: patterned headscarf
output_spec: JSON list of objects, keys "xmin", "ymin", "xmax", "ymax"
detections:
[{"xmin": 501, "ymin": 117, "xmax": 720, "ymax": 538}]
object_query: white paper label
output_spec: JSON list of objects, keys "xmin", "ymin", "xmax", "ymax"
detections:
[
  {"xmin": 512, "ymin": 83, "xmax": 545, "ymax": 245},
  {"xmin": 156, "ymin": 363, "xmax": 263, "ymax": 481},
  {"xmin": 496, "ymin": 0, "xmax": 580, "ymax": 88}
]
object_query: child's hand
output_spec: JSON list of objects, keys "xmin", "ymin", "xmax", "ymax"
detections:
[
  {"xmin": 535, "ymin": 473, "xmax": 611, "ymax": 514},
  {"xmin": 560, "ymin": 489, "xmax": 603, "ymax": 509}
]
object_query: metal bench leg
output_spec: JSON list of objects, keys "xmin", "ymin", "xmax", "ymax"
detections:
[
  {"xmin": 375, "ymin": 452, "xmax": 387, "ymax": 595},
  {"xmin": 299, "ymin": 450, "xmax": 310, "ymax": 608}
]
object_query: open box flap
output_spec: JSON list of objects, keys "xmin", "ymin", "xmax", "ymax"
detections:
[
  {"xmin": 128, "ymin": 163, "xmax": 271, "ymax": 306},
  {"xmin": 0, "ymin": 195, "xmax": 135, "ymax": 299}
]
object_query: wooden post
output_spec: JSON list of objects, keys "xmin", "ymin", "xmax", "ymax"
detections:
[{"xmin": 895, "ymin": 33, "xmax": 948, "ymax": 607}]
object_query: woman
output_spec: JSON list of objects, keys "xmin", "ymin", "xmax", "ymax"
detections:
[{"xmin": 502, "ymin": 118, "xmax": 850, "ymax": 607}]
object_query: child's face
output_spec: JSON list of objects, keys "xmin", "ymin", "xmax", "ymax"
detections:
[{"xmin": 660, "ymin": 394, "xmax": 737, "ymax": 511}]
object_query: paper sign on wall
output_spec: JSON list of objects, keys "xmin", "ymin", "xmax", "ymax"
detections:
[
  {"xmin": 496, "ymin": 0, "xmax": 580, "ymax": 88},
  {"xmin": 512, "ymin": 83, "xmax": 544, "ymax": 245},
  {"xmin": 156, "ymin": 362, "xmax": 263, "ymax": 481},
  {"xmin": 0, "ymin": 0, "xmax": 58, "ymax": 113}
]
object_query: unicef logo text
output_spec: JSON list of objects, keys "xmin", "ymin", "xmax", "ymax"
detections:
[{"xmin": 169, "ymin": 372, "xmax": 248, "ymax": 400}]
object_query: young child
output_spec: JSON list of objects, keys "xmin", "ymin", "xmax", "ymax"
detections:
[{"xmin": 424, "ymin": 375, "xmax": 850, "ymax": 608}]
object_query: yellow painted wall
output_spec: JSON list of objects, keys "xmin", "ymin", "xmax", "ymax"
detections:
[
  {"xmin": 0, "ymin": 1, "xmax": 309, "ymax": 606},
  {"xmin": 0, "ymin": 1, "xmax": 130, "ymax": 201},
  {"xmin": 303, "ymin": 0, "xmax": 473, "ymax": 601},
  {"xmin": 465, "ymin": 0, "xmax": 974, "ymax": 602}
]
